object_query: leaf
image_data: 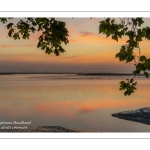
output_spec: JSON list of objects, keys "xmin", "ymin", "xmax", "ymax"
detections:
[
  {"xmin": 136, "ymin": 18, "xmax": 144, "ymax": 27},
  {"xmin": 45, "ymin": 47, "xmax": 52, "ymax": 54},
  {"xmin": 8, "ymin": 28, "xmax": 14, "ymax": 37},
  {"xmin": 0, "ymin": 18, "xmax": 8, "ymax": 23},
  {"xmin": 144, "ymin": 72, "xmax": 149, "ymax": 78},
  {"xmin": 140, "ymin": 55, "xmax": 147, "ymax": 62},
  {"xmin": 13, "ymin": 33, "xmax": 20, "ymax": 40},
  {"xmin": 124, "ymin": 90, "xmax": 128, "ymax": 96},
  {"xmin": 7, "ymin": 23, "xmax": 13, "ymax": 29},
  {"xmin": 136, "ymin": 63, "xmax": 144, "ymax": 71},
  {"xmin": 143, "ymin": 60, "xmax": 150, "ymax": 69},
  {"xmin": 54, "ymin": 49, "xmax": 59, "ymax": 56},
  {"xmin": 106, "ymin": 18, "xmax": 110, "ymax": 23},
  {"xmin": 112, "ymin": 35, "xmax": 118, "ymax": 41},
  {"xmin": 111, "ymin": 19, "xmax": 115, "ymax": 24},
  {"xmin": 130, "ymin": 78, "xmax": 134, "ymax": 83}
]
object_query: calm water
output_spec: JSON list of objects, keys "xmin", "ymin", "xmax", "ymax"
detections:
[{"xmin": 0, "ymin": 74, "xmax": 150, "ymax": 132}]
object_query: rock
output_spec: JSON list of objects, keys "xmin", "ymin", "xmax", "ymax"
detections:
[{"xmin": 112, "ymin": 107, "xmax": 150, "ymax": 125}]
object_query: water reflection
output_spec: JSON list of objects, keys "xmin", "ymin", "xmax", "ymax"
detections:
[{"xmin": 0, "ymin": 74, "xmax": 150, "ymax": 131}]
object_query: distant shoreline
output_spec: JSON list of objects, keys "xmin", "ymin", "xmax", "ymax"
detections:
[{"xmin": 0, "ymin": 72, "xmax": 145, "ymax": 76}]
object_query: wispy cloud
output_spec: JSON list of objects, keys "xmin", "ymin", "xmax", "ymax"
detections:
[
  {"xmin": 69, "ymin": 39, "xmax": 78, "ymax": 43},
  {"xmin": 0, "ymin": 43, "xmax": 36, "ymax": 48},
  {"xmin": 79, "ymin": 108, "xmax": 94, "ymax": 114},
  {"xmin": 62, "ymin": 55, "xmax": 80, "ymax": 59},
  {"xmin": 0, "ymin": 44, "xmax": 17, "ymax": 48},
  {"xmin": 20, "ymin": 44, "xmax": 35, "ymax": 47},
  {"xmin": 79, "ymin": 31, "xmax": 95, "ymax": 37}
]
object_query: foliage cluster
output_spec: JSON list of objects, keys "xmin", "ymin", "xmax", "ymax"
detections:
[
  {"xmin": 0, "ymin": 18, "xmax": 69, "ymax": 56},
  {"xmin": 99, "ymin": 18, "xmax": 150, "ymax": 95}
]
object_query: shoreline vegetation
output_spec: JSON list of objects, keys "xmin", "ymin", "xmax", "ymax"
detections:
[
  {"xmin": 0, "ymin": 126, "xmax": 96, "ymax": 132},
  {"xmin": 0, "ymin": 72, "xmax": 146, "ymax": 76}
]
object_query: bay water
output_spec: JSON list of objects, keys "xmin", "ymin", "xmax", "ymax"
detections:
[{"xmin": 0, "ymin": 74, "xmax": 150, "ymax": 132}]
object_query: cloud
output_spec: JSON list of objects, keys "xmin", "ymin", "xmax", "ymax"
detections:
[
  {"xmin": 79, "ymin": 108, "xmax": 94, "ymax": 114},
  {"xmin": 69, "ymin": 39, "xmax": 77, "ymax": 43},
  {"xmin": 0, "ymin": 43, "xmax": 35, "ymax": 48},
  {"xmin": 79, "ymin": 31, "xmax": 95, "ymax": 37},
  {"xmin": 68, "ymin": 29, "xmax": 128, "ymax": 46},
  {"xmin": 62, "ymin": 55, "xmax": 80, "ymax": 59},
  {"xmin": 0, "ymin": 44, "xmax": 17, "ymax": 48},
  {"xmin": 20, "ymin": 44, "xmax": 35, "ymax": 47}
]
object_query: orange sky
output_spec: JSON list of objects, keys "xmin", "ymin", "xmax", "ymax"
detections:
[{"xmin": 0, "ymin": 18, "xmax": 150, "ymax": 73}]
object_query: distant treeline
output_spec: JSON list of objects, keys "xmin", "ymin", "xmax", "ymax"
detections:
[{"xmin": 78, "ymin": 73, "xmax": 138, "ymax": 76}]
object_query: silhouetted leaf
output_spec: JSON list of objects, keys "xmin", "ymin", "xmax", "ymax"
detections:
[
  {"xmin": 140, "ymin": 56, "xmax": 147, "ymax": 62},
  {"xmin": 144, "ymin": 72, "xmax": 149, "ymax": 78}
]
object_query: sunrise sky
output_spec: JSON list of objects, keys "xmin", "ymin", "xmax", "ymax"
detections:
[{"xmin": 0, "ymin": 18, "xmax": 150, "ymax": 73}]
